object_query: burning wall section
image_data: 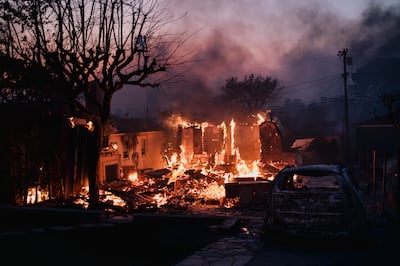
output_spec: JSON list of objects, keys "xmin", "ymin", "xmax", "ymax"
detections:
[{"xmin": 177, "ymin": 120, "xmax": 262, "ymax": 168}]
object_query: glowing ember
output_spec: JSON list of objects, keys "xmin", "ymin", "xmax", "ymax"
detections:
[
  {"xmin": 168, "ymin": 164, "xmax": 187, "ymax": 185},
  {"xmin": 26, "ymin": 187, "xmax": 49, "ymax": 204},
  {"xmin": 102, "ymin": 191, "xmax": 126, "ymax": 207},
  {"xmin": 170, "ymin": 152, "xmax": 179, "ymax": 166},
  {"xmin": 257, "ymin": 113, "xmax": 265, "ymax": 125},
  {"xmin": 153, "ymin": 193, "xmax": 168, "ymax": 208},
  {"xmin": 128, "ymin": 172, "xmax": 138, "ymax": 182},
  {"xmin": 223, "ymin": 172, "xmax": 233, "ymax": 183},
  {"xmin": 199, "ymin": 182, "xmax": 225, "ymax": 201}
]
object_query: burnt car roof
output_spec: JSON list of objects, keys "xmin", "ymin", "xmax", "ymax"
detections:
[
  {"xmin": 275, "ymin": 164, "xmax": 362, "ymax": 192},
  {"xmin": 279, "ymin": 164, "xmax": 343, "ymax": 175}
]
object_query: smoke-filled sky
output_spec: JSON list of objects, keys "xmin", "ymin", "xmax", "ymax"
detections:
[{"xmin": 111, "ymin": 0, "xmax": 400, "ymax": 118}]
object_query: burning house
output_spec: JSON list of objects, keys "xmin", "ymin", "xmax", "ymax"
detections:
[
  {"xmin": 162, "ymin": 116, "xmax": 287, "ymax": 209},
  {"xmin": 176, "ymin": 119, "xmax": 264, "ymax": 168},
  {"xmin": 100, "ymin": 130, "xmax": 166, "ymax": 183},
  {"xmin": 73, "ymin": 113, "xmax": 288, "ymax": 212},
  {"xmin": 1, "ymin": 105, "xmax": 290, "ymax": 212}
]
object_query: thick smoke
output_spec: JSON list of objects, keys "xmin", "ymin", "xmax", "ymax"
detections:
[
  {"xmin": 163, "ymin": 28, "xmax": 262, "ymax": 122},
  {"xmin": 116, "ymin": 1, "xmax": 400, "ymax": 122},
  {"xmin": 351, "ymin": 4, "xmax": 400, "ymax": 60}
]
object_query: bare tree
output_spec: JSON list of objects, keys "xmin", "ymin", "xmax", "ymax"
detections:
[{"xmin": 0, "ymin": 0, "xmax": 187, "ymax": 208}]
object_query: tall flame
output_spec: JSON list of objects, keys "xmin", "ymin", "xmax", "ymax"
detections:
[{"xmin": 230, "ymin": 119, "xmax": 236, "ymax": 158}]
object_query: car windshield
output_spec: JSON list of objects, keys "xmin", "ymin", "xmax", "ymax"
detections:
[
  {"xmin": 279, "ymin": 172, "xmax": 339, "ymax": 190},
  {"xmin": 293, "ymin": 174, "xmax": 339, "ymax": 189}
]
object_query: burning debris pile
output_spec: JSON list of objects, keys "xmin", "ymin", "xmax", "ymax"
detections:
[
  {"xmin": 126, "ymin": 168, "xmax": 224, "ymax": 210},
  {"xmin": 73, "ymin": 160, "xmax": 281, "ymax": 214},
  {"xmin": 72, "ymin": 114, "xmax": 289, "ymax": 214},
  {"xmin": 73, "ymin": 167, "xmax": 228, "ymax": 213}
]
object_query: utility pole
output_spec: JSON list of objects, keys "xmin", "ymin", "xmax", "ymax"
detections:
[{"xmin": 337, "ymin": 48, "xmax": 351, "ymax": 164}]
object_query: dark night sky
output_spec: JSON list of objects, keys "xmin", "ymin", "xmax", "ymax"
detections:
[{"xmin": 111, "ymin": 0, "xmax": 400, "ymax": 119}]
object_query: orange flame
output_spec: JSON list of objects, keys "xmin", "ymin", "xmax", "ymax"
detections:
[
  {"xmin": 128, "ymin": 172, "xmax": 138, "ymax": 182},
  {"xmin": 236, "ymin": 160, "xmax": 260, "ymax": 178}
]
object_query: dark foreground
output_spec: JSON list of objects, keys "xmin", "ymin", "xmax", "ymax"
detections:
[
  {"xmin": 2, "ymin": 204, "xmax": 399, "ymax": 266},
  {"xmin": 1, "ymin": 211, "xmax": 230, "ymax": 266},
  {"xmin": 249, "ymin": 220, "xmax": 400, "ymax": 266}
]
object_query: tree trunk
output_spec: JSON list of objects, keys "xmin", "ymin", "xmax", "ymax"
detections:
[{"xmin": 86, "ymin": 120, "xmax": 101, "ymax": 209}]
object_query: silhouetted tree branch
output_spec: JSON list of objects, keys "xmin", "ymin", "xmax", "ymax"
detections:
[{"xmin": 0, "ymin": 0, "xmax": 190, "ymax": 207}]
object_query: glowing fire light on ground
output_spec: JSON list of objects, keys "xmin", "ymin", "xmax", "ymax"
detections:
[{"xmin": 199, "ymin": 182, "xmax": 225, "ymax": 202}]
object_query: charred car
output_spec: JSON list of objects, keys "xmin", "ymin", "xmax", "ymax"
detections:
[{"xmin": 264, "ymin": 164, "xmax": 367, "ymax": 237}]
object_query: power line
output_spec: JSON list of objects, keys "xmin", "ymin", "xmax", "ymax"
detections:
[
  {"xmin": 278, "ymin": 76, "xmax": 342, "ymax": 97},
  {"xmin": 283, "ymin": 73, "xmax": 342, "ymax": 89}
]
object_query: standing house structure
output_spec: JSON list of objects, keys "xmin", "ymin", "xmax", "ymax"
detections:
[
  {"xmin": 98, "ymin": 117, "xmax": 166, "ymax": 183},
  {"xmin": 355, "ymin": 113, "xmax": 400, "ymax": 154},
  {"xmin": 355, "ymin": 112, "xmax": 400, "ymax": 176},
  {"xmin": 355, "ymin": 112, "xmax": 400, "ymax": 216}
]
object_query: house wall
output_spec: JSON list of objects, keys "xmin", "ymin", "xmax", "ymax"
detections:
[
  {"xmin": 105, "ymin": 133, "xmax": 136, "ymax": 180},
  {"xmin": 354, "ymin": 125, "xmax": 400, "ymax": 217},
  {"xmin": 180, "ymin": 126, "xmax": 194, "ymax": 163},
  {"xmin": 260, "ymin": 121, "xmax": 283, "ymax": 163},
  {"xmin": 135, "ymin": 131, "xmax": 166, "ymax": 171},
  {"xmin": 203, "ymin": 125, "xmax": 224, "ymax": 154},
  {"xmin": 234, "ymin": 124, "xmax": 261, "ymax": 162},
  {"xmin": 98, "ymin": 153, "xmax": 121, "ymax": 184},
  {"xmin": 104, "ymin": 131, "xmax": 166, "ymax": 179}
]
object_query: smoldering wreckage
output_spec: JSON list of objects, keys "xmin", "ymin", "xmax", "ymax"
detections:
[{"xmin": 69, "ymin": 113, "xmax": 289, "ymax": 214}]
